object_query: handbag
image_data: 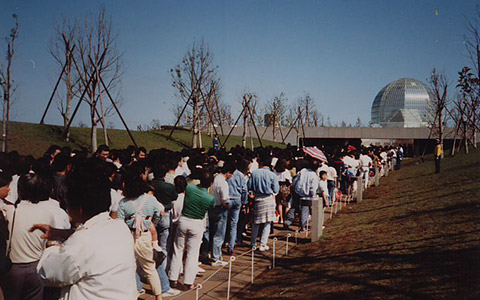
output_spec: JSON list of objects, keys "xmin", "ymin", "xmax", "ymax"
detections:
[{"xmin": 153, "ymin": 249, "xmax": 166, "ymax": 267}]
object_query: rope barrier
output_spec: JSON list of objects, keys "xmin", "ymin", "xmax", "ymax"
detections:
[{"xmin": 166, "ymin": 172, "xmax": 387, "ymax": 300}]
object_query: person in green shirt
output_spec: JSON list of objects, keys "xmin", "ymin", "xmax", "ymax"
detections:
[{"xmin": 168, "ymin": 169, "xmax": 215, "ymax": 290}]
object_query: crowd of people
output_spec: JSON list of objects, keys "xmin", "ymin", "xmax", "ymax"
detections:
[{"xmin": 0, "ymin": 142, "xmax": 402, "ymax": 300}]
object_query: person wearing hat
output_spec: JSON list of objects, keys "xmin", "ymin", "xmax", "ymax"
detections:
[{"xmin": 434, "ymin": 139, "xmax": 443, "ymax": 173}]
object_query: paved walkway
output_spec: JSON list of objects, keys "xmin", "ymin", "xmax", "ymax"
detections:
[{"xmin": 139, "ymin": 196, "xmax": 354, "ymax": 300}]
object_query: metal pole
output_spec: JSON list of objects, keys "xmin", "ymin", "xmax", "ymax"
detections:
[
  {"xmin": 272, "ymin": 238, "xmax": 277, "ymax": 269},
  {"xmin": 227, "ymin": 256, "xmax": 236, "ymax": 300},
  {"xmin": 251, "ymin": 246, "xmax": 256, "ymax": 283},
  {"xmin": 286, "ymin": 233, "xmax": 291, "ymax": 256}
]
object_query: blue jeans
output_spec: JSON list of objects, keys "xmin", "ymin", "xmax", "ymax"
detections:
[
  {"xmin": 200, "ymin": 212, "xmax": 210, "ymax": 260},
  {"xmin": 285, "ymin": 195, "xmax": 310, "ymax": 231},
  {"xmin": 251, "ymin": 222, "xmax": 271, "ymax": 247},
  {"xmin": 227, "ymin": 200, "xmax": 241, "ymax": 250},
  {"xmin": 136, "ymin": 264, "xmax": 170, "ymax": 293},
  {"xmin": 327, "ymin": 180, "xmax": 335, "ymax": 206},
  {"xmin": 156, "ymin": 211, "xmax": 171, "ymax": 252},
  {"xmin": 209, "ymin": 205, "xmax": 228, "ymax": 261}
]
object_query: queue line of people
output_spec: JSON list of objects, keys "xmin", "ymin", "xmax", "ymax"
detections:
[{"xmin": 0, "ymin": 142, "xmax": 398, "ymax": 299}]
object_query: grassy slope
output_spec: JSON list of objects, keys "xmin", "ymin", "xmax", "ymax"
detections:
[
  {"xmin": 239, "ymin": 149, "xmax": 480, "ymax": 300},
  {"xmin": 8, "ymin": 121, "xmax": 283, "ymax": 157}
]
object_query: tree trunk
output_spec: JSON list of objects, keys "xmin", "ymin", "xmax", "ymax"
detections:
[
  {"xmin": 198, "ymin": 117, "xmax": 203, "ymax": 149},
  {"xmin": 192, "ymin": 95, "xmax": 199, "ymax": 148},
  {"xmin": 91, "ymin": 116, "xmax": 98, "ymax": 153}
]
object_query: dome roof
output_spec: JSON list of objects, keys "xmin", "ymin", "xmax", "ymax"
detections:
[{"xmin": 371, "ymin": 78, "xmax": 432, "ymax": 128}]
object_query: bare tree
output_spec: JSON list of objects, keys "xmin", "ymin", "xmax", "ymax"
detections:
[
  {"xmin": 50, "ymin": 17, "xmax": 78, "ymax": 141},
  {"xmin": 265, "ymin": 92, "xmax": 288, "ymax": 140},
  {"xmin": 76, "ymin": 8, "xmax": 122, "ymax": 152},
  {"xmin": 355, "ymin": 116, "xmax": 362, "ymax": 128},
  {"xmin": 311, "ymin": 109, "xmax": 323, "ymax": 127},
  {"xmin": 428, "ymin": 68, "xmax": 449, "ymax": 146},
  {"xmin": 298, "ymin": 93, "xmax": 315, "ymax": 127},
  {"xmin": 0, "ymin": 14, "xmax": 19, "ymax": 152},
  {"xmin": 170, "ymin": 39, "xmax": 218, "ymax": 148},
  {"xmin": 461, "ymin": 9, "xmax": 480, "ymax": 147},
  {"xmin": 456, "ymin": 67, "xmax": 480, "ymax": 153}
]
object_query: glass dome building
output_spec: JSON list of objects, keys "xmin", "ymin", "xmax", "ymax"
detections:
[{"xmin": 371, "ymin": 78, "xmax": 432, "ymax": 128}]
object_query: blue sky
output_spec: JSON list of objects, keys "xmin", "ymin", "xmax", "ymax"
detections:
[{"xmin": 0, "ymin": 0, "xmax": 475, "ymax": 128}]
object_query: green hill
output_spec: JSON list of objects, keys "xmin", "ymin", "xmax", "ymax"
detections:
[
  {"xmin": 8, "ymin": 121, "xmax": 284, "ymax": 157},
  {"xmin": 238, "ymin": 148, "xmax": 480, "ymax": 300}
]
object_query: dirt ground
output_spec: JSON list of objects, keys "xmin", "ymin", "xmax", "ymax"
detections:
[{"xmin": 237, "ymin": 149, "xmax": 480, "ymax": 300}]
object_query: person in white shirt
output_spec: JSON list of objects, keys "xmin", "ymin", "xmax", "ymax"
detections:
[
  {"xmin": 1, "ymin": 173, "xmax": 60, "ymax": 300},
  {"xmin": 207, "ymin": 163, "xmax": 234, "ymax": 266},
  {"xmin": 4, "ymin": 174, "xmax": 19, "ymax": 205},
  {"xmin": 318, "ymin": 171, "xmax": 330, "ymax": 207},
  {"xmin": 359, "ymin": 153, "xmax": 373, "ymax": 189},
  {"xmin": 322, "ymin": 163, "xmax": 337, "ymax": 206},
  {"xmin": 33, "ymin": 158, "xmax": 137, "ymax": 300}
]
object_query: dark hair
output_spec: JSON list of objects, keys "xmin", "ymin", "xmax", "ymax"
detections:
[
  {"xmin": 200, "ymin": 169, "xmax": 214, "ymax": 188},
  {"xmin": 61, "ymin": 146, "xmax": 72, "ymax": 157},
  {"xmin": 18, "ymin": 173, "xmax": 51, "ymax": 203},
  {"xmin": 0, "ymin": 170, "xmax": 12, "ymax": 188},
  {"xmin": 123, "ymin": 163, "xmax": 149, "ymax": 199},
  {"xmin": 165, "ymin": 156, "xmax": 179, "ymax": 172},
  {"xmin": 236, "ymin": 158, "xmax": 249, "ymax": 174},
  {"xmin": 96, "ymin": 144, "xmax": 110, "ymax": 154},
  {"xmin": 258, "ymin": 152, "xmax": 272, "ymax": 168},
  {"xmin": 275, "ymin": 158, "xmax": 287, "ymax": 173},
  {"xmin": 319, "ymin": 170, "xmax": 327, "ymax": 177},
  {"xmin": 46, "ymin": 145, "xmax": 61, "ymax": 156},
  {"xmin": 220, "ymin": 161, "xmax": 236, "ymax": 175},
  {"xmin": 136, "ymin": 147, "xmax": 147, "ymax": 156},
  {"xmin": 51, "ymin": 153, "xmax": 70, "ymax": 173},
  {"xmin": 174, "ymin": 175, "xmax": 187, "ymax": 194},
  {"xmin": 66, "ymin": 158, "xmax": 111, "ymax": 219}
]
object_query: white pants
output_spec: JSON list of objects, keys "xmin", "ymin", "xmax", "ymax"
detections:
[
  {"xmin": 168, "ymin": 216, "xmax": 204, "ymax": 285},
  {"xmin": 134, "ymin": 231, "xmax": 162, "ymax": 296},
  {"xmin": 362, "ymin": 167, "xmax": 369, "ymax": 188}
]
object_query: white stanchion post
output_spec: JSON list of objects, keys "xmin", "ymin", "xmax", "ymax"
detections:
[
  {"xmin": 251, "ymin": 246, "xmax": 256, "ymax": 283},
  {"xmin": 311, "ymin": 198, "xmax": 324, "ymax": 242},
  {"xmin": 227, "ymin": 256, "xmax": 236, "ymax": 300},
  {"xmin": 357, "ymin": 176, "xmax": 363, "ymax": 202},
  {"xmin": 272, "ymin": 238, "xmax": 277, "ymax": 269},
  {"xmin": 195, "ymin": 283, "xmax": 203, "ymax": 300},
  {"xmin": 286, "ymin": 233, "xmax": 291, "ymax": 256}
]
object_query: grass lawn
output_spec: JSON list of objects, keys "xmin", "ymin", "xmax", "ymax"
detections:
[
  {"xmin": 7, "ymin": 121, "xmax": 283, "ymax": 157},
  {"xmin": 237, "ymin": 148, "xmax": 480, "ymax": 300}
]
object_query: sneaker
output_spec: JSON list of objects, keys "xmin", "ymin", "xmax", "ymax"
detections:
[
  {"xmin": 259, "ymin": 245, "xmax": 270, "ymax": 252},
  {"xmin": 197, "ymin": 266, "xmax": 206, "ymax": 273},
  {"xmin": 211, "ymin": 260, "xmax": 228, "ymax": 267},
  {"xmin": 137, "ymin": 289, "xmax": 146, "ymax": 296},
  {"xmin": 162, "ymin": 288, "xmax": 181, "ymax": 297}
]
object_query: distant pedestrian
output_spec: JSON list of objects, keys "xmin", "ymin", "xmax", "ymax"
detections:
[
  {"xmin": 434, "ymin": 140, "xmax": 442, "ymax": 173},
  {"xmin": 213, "ymin": 135, "xmax": 220, "ymax": 151}
]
